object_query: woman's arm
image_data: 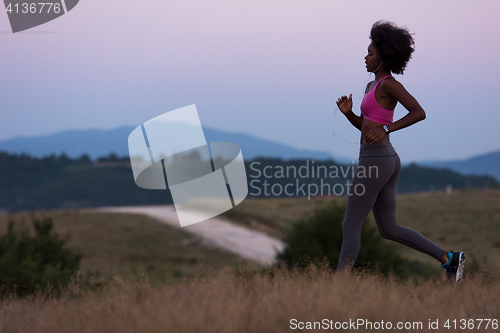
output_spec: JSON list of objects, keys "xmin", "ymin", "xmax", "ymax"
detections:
[
  {"xmin": 336, "ymin": 94, "xmax": 363, "ymax": 131},
  {"xmin": 363, "ymin": 79, "xmax": 426, "ymax": 144},
  {"xmin": 345, "ymin": 109, "xmax": 363, "ymax": 131},
  {"xmin": 384, "ymin": 79, "xmax": 426, "ymax": 133}
]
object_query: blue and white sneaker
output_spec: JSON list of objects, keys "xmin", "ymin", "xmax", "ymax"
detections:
[{"xmin": 441, "ymin": 249, "xmax": 465, "ymax": 287}]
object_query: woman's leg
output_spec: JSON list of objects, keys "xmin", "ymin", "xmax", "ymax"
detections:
[
  {"xmin": 371, "ymin": 154, "xmax": 448, "ymax": 262},
  {"xmin": 337, "ymin": 155, "xmax": 398, "ymax": 273}
]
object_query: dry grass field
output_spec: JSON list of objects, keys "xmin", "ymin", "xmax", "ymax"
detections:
[
  {"xmin": 0, "ymin": 189, "xmax": 499, "ymax": 332},
  {"xmin": 0, "ymin": 265, "xmax": 498, "ymax": 333}
]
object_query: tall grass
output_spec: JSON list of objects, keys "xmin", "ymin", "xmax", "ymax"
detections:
[
  {"xmin": 0, "ymin": 261, "xmax": 498, "ymax": 333},
  {"xmin": 1, "ymin": 190, "xmax": 498, "ymax": 332}
]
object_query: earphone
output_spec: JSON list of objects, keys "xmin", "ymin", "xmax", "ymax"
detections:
[{"xmin": 372, "ymin": 62, "xmax": 383, "ymax": 73}]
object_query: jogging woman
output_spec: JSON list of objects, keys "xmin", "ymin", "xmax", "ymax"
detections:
[{"xmin": 335, "ymin": 20, "xmax": 465, "ymax": 286}]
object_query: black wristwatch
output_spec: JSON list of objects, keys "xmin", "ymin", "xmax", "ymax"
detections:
[{"xmin": 383, "ymin": 125, "xmax": 390, "ymax": 134}]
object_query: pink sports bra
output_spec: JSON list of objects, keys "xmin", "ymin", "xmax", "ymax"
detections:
[{"xmin": 360, "ymin": 75, "xmax": 394, "ymax": 125}]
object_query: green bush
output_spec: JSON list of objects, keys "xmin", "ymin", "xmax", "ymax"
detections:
[
  {"xmin": 0, "ymin": 216, "xmax": 81, "ymax": 296},
  {"xmin": 276, "ymin": 201, "xmax": 433, "ymax": 279}
]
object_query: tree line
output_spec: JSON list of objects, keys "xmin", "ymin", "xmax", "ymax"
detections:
[{"xmin": 0, "ymin": 151, "xmax": 497, "ymax": 212}]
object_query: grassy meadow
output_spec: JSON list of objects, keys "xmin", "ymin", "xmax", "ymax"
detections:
[
  {"xmin": 0, "ymin": 210, "xmax": 251, "ymax": 286},
  {"xmin": 0, "ymin": 189, "xmax": 499, "ymax": 332},
  {"xmin": 222, "ymin": 189, "xmax": 500, "ymax": 275}
]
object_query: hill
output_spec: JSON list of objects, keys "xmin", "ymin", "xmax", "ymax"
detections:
[
  {"xmin": 0, "ymin": 126, "xmax": 348, "ymax": 163},
  {"xmin": 416, "ymin": 150, "xmax": 500, "ymax": 181},
  {"xmin": 2, "ymin": 126, "xmax": 499, "ymax": 180}
]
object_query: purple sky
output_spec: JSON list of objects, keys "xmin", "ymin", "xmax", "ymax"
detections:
[{"xmin": 1, "ymin": 0, "xmax": 499, "ymax": 161}]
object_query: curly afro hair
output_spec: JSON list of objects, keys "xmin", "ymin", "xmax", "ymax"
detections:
[{"xmin": 370, "ymin": 20, "xmax": 415, "ymax": 75}]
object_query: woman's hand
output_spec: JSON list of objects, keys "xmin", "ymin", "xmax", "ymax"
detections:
[
  {"xmin": 336, "ymin": 94, "xmax": 353, "ymax": 114},
  {"xmin": 363, "ymin": 127, "xmax": 386, "ymax": 145}
]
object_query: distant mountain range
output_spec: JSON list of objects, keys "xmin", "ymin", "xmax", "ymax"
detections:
[
  {"xmin": 0, "ymin": 126, "xmax": 350, "ymax": 163},
  {"xmin": 414, "ymin": 151, "xmax": 500, "ymax": 182},
  {"xmin": 0, "ymin": 127, "xmax": 499, "ymax": 180}
]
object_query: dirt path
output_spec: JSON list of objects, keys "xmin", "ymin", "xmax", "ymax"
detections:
[{"xmin": 91, "ymin": 205, "xmax": 285, "ymax": 266}]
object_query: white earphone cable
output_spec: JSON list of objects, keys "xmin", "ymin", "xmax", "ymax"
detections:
[{"xmin": 332, "ymin": 71, "xmax": 375, "ymax": 145}]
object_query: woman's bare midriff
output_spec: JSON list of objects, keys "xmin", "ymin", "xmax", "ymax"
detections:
[{"xmin": 360, "ymin": 118, "xmax": 390, "ymax": 146}]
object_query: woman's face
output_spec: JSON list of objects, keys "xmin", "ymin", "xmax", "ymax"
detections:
[{"xmin": 364, "ymin": 43, "xmax": 381, "ymax": 73}]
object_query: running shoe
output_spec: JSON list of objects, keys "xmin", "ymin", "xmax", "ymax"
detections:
[{"xmin": 441, "ymin": 249, "xmax": 465, "ymax": 287}]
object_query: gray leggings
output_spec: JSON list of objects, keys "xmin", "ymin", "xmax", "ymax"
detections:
[{"xmin": 337, "ymin": 144, "xmax": 447, "ymax": 272}]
